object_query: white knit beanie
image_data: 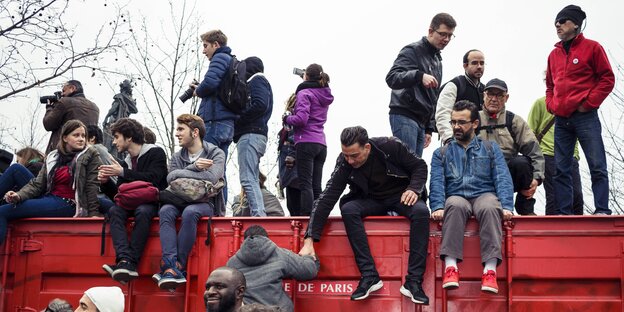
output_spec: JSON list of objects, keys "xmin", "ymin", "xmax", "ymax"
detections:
[{"xmin": 85, "ymin": 286, "xmax": 125, "ymax": 312}]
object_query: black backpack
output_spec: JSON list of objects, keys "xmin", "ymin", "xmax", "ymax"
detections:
[
  {"xmin": 476, "ymin": 110, "xmax": 516, "ymax": 139},
  {"xmin": 217, "ymin": 56, "xmax": 249, "ymax": 114}
]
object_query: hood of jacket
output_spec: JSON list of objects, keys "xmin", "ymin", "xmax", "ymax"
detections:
[
  {"xmin": 233, "ymin": 235, "xmax": 277, "ymax": 266},
  {"xmin": 124, "ymin": 143, "xmax": 158, "ymax": 170}
]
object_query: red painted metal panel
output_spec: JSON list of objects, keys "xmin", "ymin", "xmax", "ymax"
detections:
[{"xmin": 0, "ymin": 216, "xmax": 622, "ymax": 311}]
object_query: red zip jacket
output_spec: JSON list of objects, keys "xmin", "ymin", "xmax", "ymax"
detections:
[{"xmin": 545, "ymin": 33, "xmax": 614, "ymax": 117}]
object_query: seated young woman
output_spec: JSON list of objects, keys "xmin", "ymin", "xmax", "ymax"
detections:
[{"xmin": 0, "ymin": 120, "xmax": 102, "ymax": 245}]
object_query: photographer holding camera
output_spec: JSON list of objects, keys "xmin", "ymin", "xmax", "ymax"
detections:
[{"xmin": 43, "ymin": 80, "xmax": 99, "ymax": 153}]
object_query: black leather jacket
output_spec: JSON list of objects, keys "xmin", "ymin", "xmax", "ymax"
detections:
[
  {"xmin": 386, "ymin": 36, "xmax": 442, "ymax": 133},
  {"xmin": 306, "ymin": 137, "xmax": 428, "ymax": 241}
]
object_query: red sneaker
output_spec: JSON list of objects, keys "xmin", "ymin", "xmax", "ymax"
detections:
[
  {"xmin": 481, "ymin": 270, "xmax": 498, "ymax": 293},
  {"xmin": 442, "ymin": 267, "xmax": 459, "ymax": 289}
]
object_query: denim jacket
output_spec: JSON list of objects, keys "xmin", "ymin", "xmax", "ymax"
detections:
[{"xmin": 429, "ymin": 136, "xmax": 514, "ymax": 212}]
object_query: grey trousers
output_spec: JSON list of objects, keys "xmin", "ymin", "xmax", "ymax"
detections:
[{"xmin": 439, "ymin": 193, "xmax": 503, "ymax": 265}]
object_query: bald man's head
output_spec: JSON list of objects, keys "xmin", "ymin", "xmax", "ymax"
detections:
[{"xmin": 204, "ymin": 267, "xmax": 246, "ymax": 312}]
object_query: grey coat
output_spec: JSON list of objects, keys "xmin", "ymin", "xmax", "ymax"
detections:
[{"xmin": 227, "ymin": 235, "xmax": 319, "ymax": 312}]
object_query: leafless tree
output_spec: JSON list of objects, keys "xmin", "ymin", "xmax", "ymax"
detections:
[
  {"xmin": 122, "ymin": 0, "xmax": 204, "ymax": 156},
  {"xmin": 10, "ymin": 101, "xmax": 48, "ymax": 151},
  {"xmin": 0, "ymin": 0, "xmax": 129, "ymax": 101}
]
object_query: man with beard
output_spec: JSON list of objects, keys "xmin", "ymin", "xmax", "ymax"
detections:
[
  {"xmin": 429, "ymin": 100, "xmax": 513, "ymax": 295},
  {"xmin": 204, "ymin": 267, "xmax": 246, "ymax": 312},
  {"xmin": 477, "ymin": 79, "xmax": 544, "ymax": 215},
  {"xmin": 436, "ymin": 49, "xmax": 485, "ymax": 144}
]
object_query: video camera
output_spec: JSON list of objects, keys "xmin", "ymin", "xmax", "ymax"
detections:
[{"xmin": 39, "ymin": 91, "xmax": 62, "ymax": 104}]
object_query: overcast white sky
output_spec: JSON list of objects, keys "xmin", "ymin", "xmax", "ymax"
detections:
[{"xmin": 4, "ymin": 0, "xmax": 623, "ymax": 214}]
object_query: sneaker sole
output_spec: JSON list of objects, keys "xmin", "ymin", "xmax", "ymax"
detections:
[
  {"xmin": 481, "ymin": 286, "xmax": 498, "ymax": 294},
  {"xmin": 399, "ymin": 285, "xmax": 428, "ymax": 304},
  {"xmin": 351, "ymin": 280, "xmax": 383, "ymax": 301},
  {"xmin": 112, "ymin": 269, "xmax": 139, "ymax": 283},
  {"xmin": 152, "ymin": 273, "xmax": 162, "ymax": 284},
  {"xmin": 442, "ymin": 281, "xmax": 459, "ymax": 289},
  {"xmin": 102, "ymin": 264, "xmax": 115, "ymax": 276},
  {"xmin": 158, "ymin": 278, "xmax": 187, "ymax": 290}
]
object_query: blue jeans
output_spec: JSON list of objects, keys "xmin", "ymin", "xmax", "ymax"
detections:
[
  {"xmin": 0, "ymin": 194, "xmax": 75, "ymax": 244},
  {"xmin": 389, "ymin": 114, "xmax": 425, "ymax": 157},
  {"xmin": 296, "ymin": 143, "xmax": 327, "ymax": 216},
  {"xmin": 0, "ymin": 164, "xmax": 35, "ymax": 198},
  {"xmin": 204, "ymin": 120, "xmax": 234, "ymax": 204},
  {"xmin": 544, "ymin": 155, "xmax": 583, "ymax": 215},
  {"xmin": 554, "ymin": 110, "xmax": 609, "ymax": 215},
  {"xmin": 159, "ymin": 203, "xmax": 213, "ymax": 268},
  {"xmin": 237, "ymin": 133, "xmax": 267, "ymax": 217}
]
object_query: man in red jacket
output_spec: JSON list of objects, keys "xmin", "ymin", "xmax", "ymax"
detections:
[{"xmin": 545, "ymin": 4, "xmax": 615, "ymax": 215}]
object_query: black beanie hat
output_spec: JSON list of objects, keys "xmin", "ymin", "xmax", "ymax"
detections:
[
  {"xmin": 243, "ymin": 56, "xmax": 264, "ymax": 80},
  {"xmin": 556, "ymin": 5, "xmax": 586, "ymax": 26}
]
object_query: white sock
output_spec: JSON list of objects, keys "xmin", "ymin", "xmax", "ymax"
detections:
[
  {"xmin": 483, "ymin": 259, "xmax": 497, "ymax": 273},
  {"xmin": 445, "ymin": 257, "xmax": 457, "ymax": 269}
]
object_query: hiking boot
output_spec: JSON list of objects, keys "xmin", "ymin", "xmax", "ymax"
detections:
[
  {"xmin": 111, "ymin": 260, "xmax": 138, "ymax": 284},
  {"xmin": 157, "ymin": 258, "xmax": 187, "ymax": 290},
  {"xmin": 350, "ymin": 277, "xmax": 383, "ymax": 301},
  {"xmin": 442, "ymin": 267, "xmax": 459, "ymax": 289},
  {"xmin": 481, "ymin": 270, "xmax": 498, "ymax": 294},
  {"xmin": 399, "ymin": 281, "xmax": 429, "ymax": 305}
]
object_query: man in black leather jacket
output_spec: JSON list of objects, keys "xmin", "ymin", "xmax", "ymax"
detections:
[
  {"xmin": 299, "ymin": 126, "xmax": 431, "ymax": 305},
  {"xmin": 386, "ymin": 13, "xmax": 456, "ymax": 157}
]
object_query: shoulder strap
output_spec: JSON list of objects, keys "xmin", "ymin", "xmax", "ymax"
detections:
[
  {"xmin": 536, "ymin": 117, "xmax": 555, "ymax": 143},
  {"xmin": 505, "ymin": 111, "xmax": 515, "ymax": 139},
  {"xmin": 439, "ymin": 142, "xmax": 450, "ymax": 165}
]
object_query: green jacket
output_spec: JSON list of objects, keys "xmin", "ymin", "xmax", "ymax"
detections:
[
  {"xmin": 17, "ymin": 146, "xmax": 102, "ymax": 217},
  {"xmin": 527, "ymin": 96, "xmax": 579, "ymax": 159}
]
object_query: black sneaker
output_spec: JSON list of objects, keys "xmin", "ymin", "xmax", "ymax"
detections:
[
  {"xmin": 111, "ymin": 260, "xmax": 138, "ymax": 283},
  {"xmin": 350, "ymin": 277, "xmax": 383, "ymax": 301},
  {"xmin": 400, "ymin": 282, "xmax": 429, "ymax": 305}
]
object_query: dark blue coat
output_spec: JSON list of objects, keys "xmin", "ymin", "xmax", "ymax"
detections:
[{"xmin": 195, "ymin": 46, "xmax": 238, "ymax": 122}]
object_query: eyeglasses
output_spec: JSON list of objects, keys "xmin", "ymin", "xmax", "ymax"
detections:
[
  {"xmin": 449, "ymin": 120, "xmax": 473, "ymax": 126},
  {"xmin": 435, "ymin": 30, "xmax": 455, "ymax": 39},
  {"xmin": 555, "ymin": 18, "xmax": 569, "ymax": 25},
  {"xmin": 486, "ymin": 93, "xmax": 506, "ymax": 100}
]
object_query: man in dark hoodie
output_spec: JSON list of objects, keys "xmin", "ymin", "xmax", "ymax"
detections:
[
  {"xmin": 43, "ymin": 80, "xmax": 99, "ymax": 153},
  {"xmin": 233, "ymin": 57, "xmax": 273, "ymax": 217},
  {"xmin": 386, "ymin": 13, "xmax": 456, "ymax": 157},
  {"xmin": 227, "ymin": 225, "xmax": 318, "ymax": 312},
  {"xmin": 99, "ymin": 118, "xmax": 168, "ymax": 284}
]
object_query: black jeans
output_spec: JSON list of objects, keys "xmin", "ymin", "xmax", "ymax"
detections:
[
  {"xmin": 286, "ymin": 186, "xmax": 302, "ymax": 216},
  {"xmin": 296, "ymin": 143, "xmax": 327, "ymax": 216},
  {"xmin": 507, "ymin": 156, "xmax": 536, "ymax": 215},
  {"xmin": 340, "ymin": 196, "xmax": 429, "ymax": 283},
  {"xmin": 544, "ymin": 155, "xmax": 583, "ymax": 215},
  {"xmin": 109, "ymin": 204, "xmax": 157, "ymax": 264}
]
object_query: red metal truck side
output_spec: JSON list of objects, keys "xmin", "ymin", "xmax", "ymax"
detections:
[{"xmin": 0, "ymin": 216, "xmax": 622, "ymax": 311}]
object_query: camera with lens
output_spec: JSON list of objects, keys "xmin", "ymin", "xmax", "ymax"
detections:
[
  {"xmin": 179, "ymin": 79, "xmax": 198, "ymax": 103},
  {"xmin": 39, "ymin": 91, "xmax": 62, "ymax": 104},
  {"xmin": 293, "ymin": 67, "xmax": 305, "ymax": 78}
]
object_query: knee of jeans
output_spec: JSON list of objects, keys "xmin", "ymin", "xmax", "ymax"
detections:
[
  {"xmin": 159, "ymin": 206, "xmax": 178, "ymax": 221},
  {"xmin": 134, "ymin": 205, "xmax": 156, "ymax": 220},
  {"xmin": 181, "ymin": 207, "xmax": 204, "ymax": 222},
  {"xmin": 339, "ymin": 202, "xmax": 361, "ymax": 215}
]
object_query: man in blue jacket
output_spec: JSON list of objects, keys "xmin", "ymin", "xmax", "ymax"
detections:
[
  {"xmin": 233, "ymin": 57, "xmax": 273, "ymax": 217},
  {"xmin": 429, "ymin": 100, "xmax": 514, "ymax": 295},
  {"xmin": 190, "ymin": 29, "xmax": 236, "ymax": 202}
]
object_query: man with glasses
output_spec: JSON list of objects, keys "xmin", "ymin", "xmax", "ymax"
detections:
[
  {"xmin": 386, "ymin": 13, "xmax": 456, "ymax": 157},
  {"xmin": 43, "ymin": 80, "xmax": 99, "ymax": 153},
  {"xmin": 430, "ymin": 100, "xmax": 513, "ymax": 295},
  {"xmin": 546, "ymin": 5, "xmax": 614, "ymax": 215},
  {"xmin": 478, "ymin": 79, "xmax": 544, "ymax": 216},
  {"xmin": 436, "ymin": 49, "xmax": 485, "ymax": 145}
]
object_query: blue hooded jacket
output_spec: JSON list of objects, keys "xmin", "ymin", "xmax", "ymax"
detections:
[{"xmin": 195, "ymin": 46, "xmax": 238, "ymax": 122}]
